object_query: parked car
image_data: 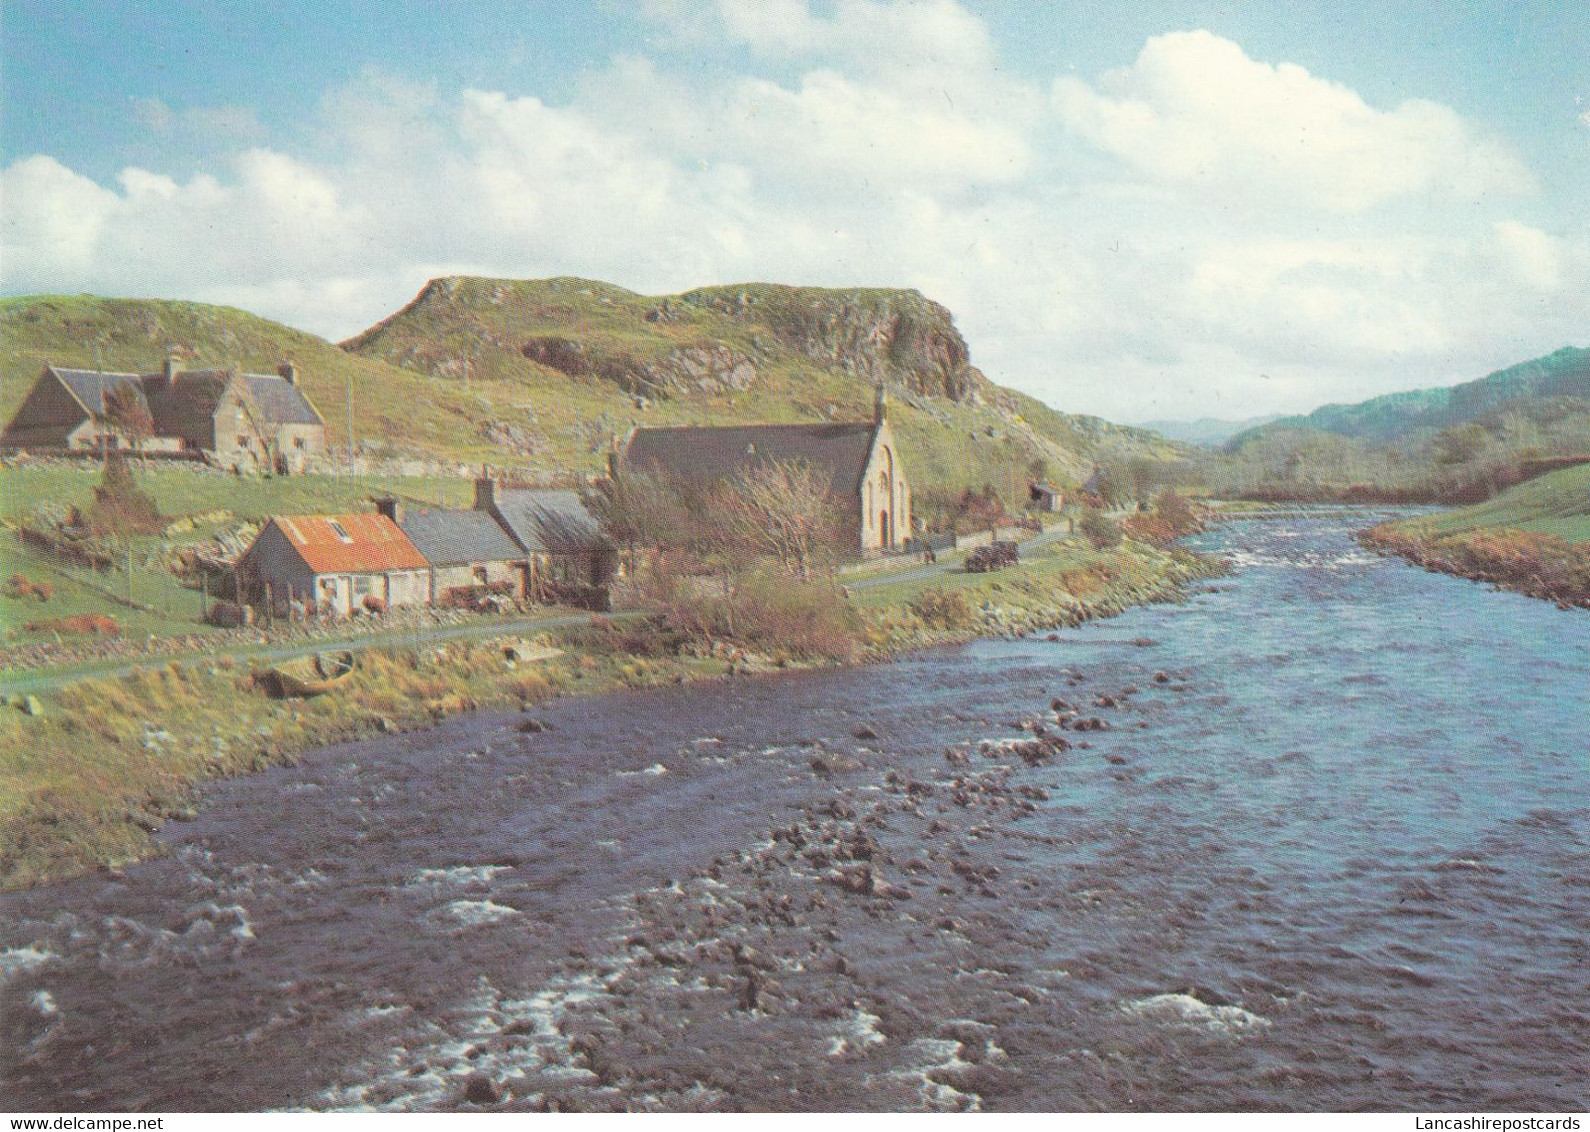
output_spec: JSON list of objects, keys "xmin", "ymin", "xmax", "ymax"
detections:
[{"xmin": 965, "ymin": 540, "xmax": 1019, "ymax": 572}]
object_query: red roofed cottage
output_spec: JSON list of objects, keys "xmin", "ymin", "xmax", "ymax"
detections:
[{"xmin": 235, "ymin": 513, "xmax": 430, "ymax": 616}]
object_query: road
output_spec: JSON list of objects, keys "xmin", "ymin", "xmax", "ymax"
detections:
[
  {"xmin": 841, "ymin": 521, "xmax": 1080, "ymax": 591},
  {"xmin": 0, "ymin": 609, "xmax": 641, "ymax": 697}
]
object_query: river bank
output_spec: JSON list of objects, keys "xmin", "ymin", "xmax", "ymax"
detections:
[
  {"xmin": 7, "ymin": 513, "xmax": 1582, "ymax": 1112},
  {"xmin": 0, "ymin": 535, "xmax": 1221, "ymax": 892},
  {"xmin": 1359, "ymin": 523, "xmax": 1590, "ymax": 609}
]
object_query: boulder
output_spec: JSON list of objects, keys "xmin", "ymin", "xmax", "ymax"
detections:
[{"xmin": 461, "ymin": 1072, "xmax": 501, "ymax": 1105}]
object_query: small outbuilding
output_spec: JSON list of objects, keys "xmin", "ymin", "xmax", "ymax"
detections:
[{"xmin": 1028, "ymin": 482, "xmax": 1064, "ymax": 512}]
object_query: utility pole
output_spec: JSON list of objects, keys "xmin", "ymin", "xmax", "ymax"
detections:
[{"xmin": 346, "ymin": 373, "xmax": 354, "ymax": 488}]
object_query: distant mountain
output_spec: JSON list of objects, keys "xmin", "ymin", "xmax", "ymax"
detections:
[
  {"xmin": 1208, "ymin": 345, "xmax": 1590, "ymax": 503},
  {"xmin": 1136, "ymin": 415, "xmax": 1281, "ymax": 447},
  {"xmin": 1240, "ymin": 347, "xmax": 1590, "ymax": 445}
]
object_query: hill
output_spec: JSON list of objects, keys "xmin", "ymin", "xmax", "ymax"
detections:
[
  {"xmin": 2, "ymin": 285, "xmax": 1183, "ymax": 515},
  {"xmin": 339, "ymin": 275, "xmax": 1185, "ymax": 513},
  {"xmin": 1241, "ymin": 347, "xmax": 1590, "ymax": 444},
  {"xmin": 1211, "ymin": 346, "xmax": 1590, "ymax": 502}
]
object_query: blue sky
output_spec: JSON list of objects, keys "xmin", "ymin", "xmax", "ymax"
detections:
[{"xmin": 4, "ymin": 1, "xmax": 1586, "ymax": 420}]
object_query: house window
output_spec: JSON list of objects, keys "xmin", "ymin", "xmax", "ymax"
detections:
[
  {"xmin": 328, "ymin": 520, "xmax": 352, "ymax": 543},
  {"xmin": 293, "ymin": 436, "xmax": 305, "ymax": 449},
  {"xmin": 237, "ymin": 435, "xmax": 251, "ymax": 448},
  {"xmin": 353, "ymin": 576, "xmax": 372, "ymax": 597},
  {"xmin": 473, "ymin": 566, "xmax": 489, "ymax": 584}
]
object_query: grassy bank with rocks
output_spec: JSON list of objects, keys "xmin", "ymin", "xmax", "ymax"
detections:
[{"xmin": 0, "ymin": 534, "xmax": 1222, "ymax": 891}]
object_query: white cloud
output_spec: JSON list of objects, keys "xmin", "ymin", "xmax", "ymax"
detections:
[
  {"xmin": 1054, "ymin": 30, "xmax": 1534, "ymax": 213},
  {"xmin": 2, "ymin": 6, "xmax": 1582, "ymax": 424},
  {"xmin": 1493, "ymin": 220, "xmax": 1562, "ymax": 291}
]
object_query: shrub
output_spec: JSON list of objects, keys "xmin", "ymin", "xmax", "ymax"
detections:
[
  {"xmin": 24, "ymin": 613, "xmax": 120, "ymax": 636},
  {"xmin": 664, "ymin": 571, "xmax": 862, "ymax": 662},
  {"xmin": 362, "ymin": 595, "xmax": 387, "ymax": 615},
  {"xmin": 909, "ymin": 587, "xmax": 974, "ymax": 630},
  {"xmin": 1078, "ymin": 507, "xmax": 1122, "ymax": 550},
  {"xmin": 5, "ymin": 574, "xmax": 53, "ymax": 602}
]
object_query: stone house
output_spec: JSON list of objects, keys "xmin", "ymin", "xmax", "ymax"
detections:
[
  {"xmin": 619, "ymin": 388, "xmax": 911, "ymax": 557},
  {"xmin": 1, "ymin": 359, "xmax": 325, "ymax": 472},
  {"xmin": 378, "ymin": 496, "xmax": 530, "ymax": 603},
  {"xmin": 235, "ymin": 512, "xmax": 430, "ymax": 617},
  {"xmin": 474, "ymin": 479, "xmax": 617, "ymax": 593}
]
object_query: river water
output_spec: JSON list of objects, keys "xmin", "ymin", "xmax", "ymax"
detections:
[{"xmin": 3, "ymin": 516, "xmax": 1586, "ymax": 1112}]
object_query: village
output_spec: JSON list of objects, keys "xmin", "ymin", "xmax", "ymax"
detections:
[{"xmin": 0, "ymin": 354, "xmax": 1117, "ymax": 678}]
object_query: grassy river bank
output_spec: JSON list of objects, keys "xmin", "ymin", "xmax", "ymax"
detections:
[{"xmin": 0, "ymin": 533, "xmax": 1221, "ymax": 891}]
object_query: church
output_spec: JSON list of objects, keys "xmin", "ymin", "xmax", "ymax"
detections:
[{"xmin": 619, "ymin": 387, "xmax": 912, "ymax": 558}]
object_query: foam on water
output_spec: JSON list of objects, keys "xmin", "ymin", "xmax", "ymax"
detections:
[
  {"xmin": 443, "ymin": 900, "xmax": 520, "ymax": 926},
  {"xmin": 1120, "ymin": 993, "xmax": 1270, "ymax": 1035},
  {"xmin": 408, "ymin": 865, "xmax": 512, "ymax": 888},
  {"xmin": 0, "ymin": 945, "xmax": 57, "ymax": 982}
]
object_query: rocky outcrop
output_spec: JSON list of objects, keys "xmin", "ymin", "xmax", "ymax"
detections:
[
  {"xmin": 523, "ymin": 337, "xmax": 757, "ymax": 398},
  {"xmin": 680, "ymin": 286, "xmax": 988, "ymax": 403}
]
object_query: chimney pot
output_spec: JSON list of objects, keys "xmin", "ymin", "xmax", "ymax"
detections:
[
  {"xmin": 163, "ymin": 355, "xmax": 178, "ymax": 386},
  {"xmin": 278, "ymin": 361, "xmax": 297, "ymax": 385},
  {"xmin": 375, "ymin": 496, "xmax": 402, "ymax": 524}
]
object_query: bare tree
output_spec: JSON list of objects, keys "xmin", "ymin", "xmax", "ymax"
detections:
[
  {"xmin": 102, "ymin": 382, "xmax": 153, "ymax": 460},
  {"xmin": 717, "ymin": 458, "xmax": 844, "ymax": 579}
]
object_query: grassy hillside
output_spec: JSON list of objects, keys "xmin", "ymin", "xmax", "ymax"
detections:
[
  {"xmin": 0, "ymin": 295, "xmax": 540, "ymax": 467},
  {"xmin": 1361, "ymin": 463, "xmax": 1590, "ymax": 608},
  {"xmin": 1393, "ymin": 463, "xmax": 1590, "ymax": 544},
  {"xmin": 342, "ymin": 276, "xmax": 1184, "ymax": 509}
]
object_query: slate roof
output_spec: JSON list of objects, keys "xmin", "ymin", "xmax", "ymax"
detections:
[
  {"xmin": 242, "ymin": 373, "xmax": 322, "ymax": 426},
  {"xmin": 268, "ymin": 513, "xmax": 429, "ymax": 574},
  {"xmin": 489, "ymin": 489, "xmax": 608, "ymax": 555},
  {"xmin": 398, "ymin": 507, "xmax": 525, "ymax": 566},
  {"xmin": 622, "ymin": 421, "xmax": 880, "ymax": 497},
  {"xmin": 5, "ymin": 365, "xmax": 323, "ymax": 447},
  {"xmin": 51, "ymin": 369, "xmax": 145, "ymax": 416}
]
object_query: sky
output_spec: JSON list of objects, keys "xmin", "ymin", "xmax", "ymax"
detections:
[{"xmin": 3, "ymin": 0, "xmax": 1587, "ymax": 423}]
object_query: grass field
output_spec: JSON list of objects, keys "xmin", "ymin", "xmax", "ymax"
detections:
[{"xmin": 1402, "ymin": 464, "xmax": 1590, "ymax": 543}]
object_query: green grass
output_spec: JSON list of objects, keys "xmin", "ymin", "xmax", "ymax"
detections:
[{"xmin": 1403, "ymin": 464, "xmax": 1590, "ymax": 543}]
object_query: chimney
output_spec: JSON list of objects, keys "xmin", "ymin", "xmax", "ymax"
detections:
[
  {"xmin": 278, "ymin": 360, "xmax": 298, "ymax": 386},
  {"xmin": 163, "ymin": 355, "xmax": 179, "ymax": 387},
  {"xmin": 874, "ymin": 380, "xmax": 887, "ymax": 425},
  {"xmin": 474, "ymin": 464, "xmax": 496, "ymax": 512},
  {"xmin": 374, "ymin": 496, "xmax": 402, "ymax": 524}
]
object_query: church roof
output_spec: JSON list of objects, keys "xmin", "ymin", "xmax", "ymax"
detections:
[{"xmin": 622, "ymin": 421, "xmax": 881, "ymax": 497}]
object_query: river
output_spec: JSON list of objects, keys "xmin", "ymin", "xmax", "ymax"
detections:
[{"xmin": 3, "ymin": 515, "xmax": 1586, "ymax": 1111}]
